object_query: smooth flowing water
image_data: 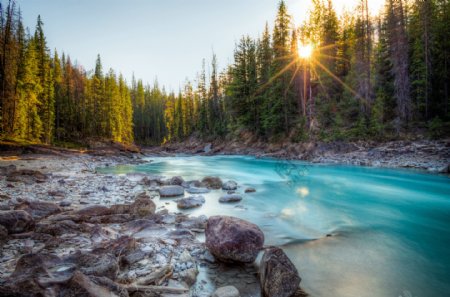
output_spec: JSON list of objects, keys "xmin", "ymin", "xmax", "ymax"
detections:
[{"xmin": 101, "ymin": 155, "xmax": 450, "ymax": 297}]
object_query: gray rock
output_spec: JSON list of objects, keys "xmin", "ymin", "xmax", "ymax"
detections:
[
  {"xmin": 15, "ymin": 200, "xmax": 62, "ymax": 219},
  {"xmin": 245, "ymin": 187, "xmax": 256, "ymax": 193},
  {"xmin": 206, "ymin": 216, "xmax": 264, "ymax": 263},
  {"xmin": 179, "ymin": 267, "xmax": 198, "ymax": 286},
  {"xmin": 170, "ymin": 176, "xmax": 185, "ymax": 186},
  {"xmin": 159, "ymin": 185, "xmax": 185, "ymax": 197},
  {"xmin": 59, "ymin": 200, "xmax": 71, "ymax": 207},
  {"xmin": 0, "ymin": 210, "xmax": 34, "ymax": 234},
  {"xmin": 177, "ymin": 196, "xmax": 205, "ymax": 209},
  {"xmin": 260, "ymin": 247, "xmax": 301, "ymax": 297},
  {"xmin": 212, "ymin": 286, "xmax": 240, "ymax": 297},
  {"xmin": 185, "ymin": 187, "xmax": 210, "ymax": 194},
  {"xmin": 222, "ymin": 180, "xmax": 238, "ymax": 191},
  {"xmin": 201, "ymin": 176, "xmax": 223, "ymax": 189},
  {"xmin": 219, "ymin": 194, "xmax": 242, "ymax": 203}
]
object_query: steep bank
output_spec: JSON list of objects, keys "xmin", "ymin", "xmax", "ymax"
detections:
[{"xmin": 144, "ymin": 138, "xmax": 450, "ymax": 173}]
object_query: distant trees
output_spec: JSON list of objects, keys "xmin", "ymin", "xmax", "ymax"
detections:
[{"xmin": 0, "ymin": 0, "xmax": 449, "ymax": 146}]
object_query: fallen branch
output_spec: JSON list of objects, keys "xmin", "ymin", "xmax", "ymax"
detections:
[
  {"xmin": 135, "ymin": 265, "xmax": 172, "ymax": 286},
  {"xmin": 124, "ymin": 284, "xmax": 188, "ymax": 294}
]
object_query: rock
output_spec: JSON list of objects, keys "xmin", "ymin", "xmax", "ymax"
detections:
[
  {"xmin": 260, "ymin": 247, "xmax": 301, "ymax": 297},
  {"xmin": 204, "ymin": 143, "xmax": 212, "ymax": 153},
  {"xmin": 94, "ymin": 236, "xmax": 137, "ymax": 257},
  {"xmin": 222, "ymin": 180, "xmax": 238, "ymax": 191},
  {"xmin": 177, "ymin": 196, "xmax": 205, "ymax": 209},
  {"xmin": 66, "ymin": 251, "xmax": 119, "ymax": 280},
  {"xmin": 1, "ymin": 253, "xmax": 72, "ymax": 296},
  {"xmin": 59, "ymin": 200, "xmax": 72, "ymax": 207},
  {"xmin": 48, "ymin": 190, "xmax": 65, "ymax": 197},
  {"xmin": 0, "ymin": 210, "xmax": 34, "ymax": 234},
  {"xmin": 439, "ymin": 164, "xmax": 450, "ymax": 174},
  {"xmin": 6, "ymin": 169, "xmax": 48, "ymax": 183},
  {"xmin": 15, "ymin": 200, "xmax": 62, "ymax": 219},
  {"xmin": 121, "ymin": 249, "xmax": 151, "ymax": 266},
  {"xmin": 219, "ymin": 194, "xmax": 242, "ymax": 203},
  {"xmin": 212, "ymin": 286, "xmax": 240, "ymax": 297},
  {"xmin": 76, "ymin": 205, "xmax": 112, "ymax": 217},
  {"xmin": 177, "ymin": 215, "xmax": 207, "ymax": 230},
  {"xmin": 63, "ymin": 271, "xmax": 129, "ymax": 297},
  {"xmin": 245, "ymin": 187, "xmax": 256, "ymax": 193},
  {"xmin": 0, "ymin": 224, "xmax": 8, "ymax": 243},
  {"xmin": 201, "ymin": 176, "xmax": 223, "ymax": 189},
  {"xmin": 185, "ymin": 187, "xmax": 210, "ymax": 194},
  {"xmin": 179, "ymin": 267, "xmax": 198, "ymax": 286},
  {"xmin": 170, "ymin": 176, "xmax": 185, "ymax": 185},
  {"xmin": 35, "ymin": 220, "xmax": 87, "ymax": 236},
  {"xmin": 179, "ymin": 250, "xmax": 193, "ymax": 263},
  {"xmin": 202, "ymin": 250, "xmax": 216, "ymax": 263},
  {"xmin": 159, "ymin": 185, "xmax": 185, "ymax": 197},
  {"xmin": 205, "ymin": 216, "xmax": 264, "ymax": 263},
  {"xmin": 129, "ymin": 192, "xmax": 156, "ymax": 217},
  {"xmin": 0, "ymin": 164, "xmax": 17, "ymax": 175}
]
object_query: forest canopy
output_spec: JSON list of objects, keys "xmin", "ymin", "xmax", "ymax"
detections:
[{"xmin": 0, "ymin": 0, "xmax": 449, "ymax": 146}]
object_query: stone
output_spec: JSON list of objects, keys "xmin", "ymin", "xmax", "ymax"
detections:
[
  {"xmin": 129, "ymin": 192, "xmax": 156, "ymax": 217},
  {"xmin": 201, "ymin": 176, "xmax": 223, "ymax": 189},
  {"xmin": 179, "ymin": 267, "xmax": 198, "ymax": 286},
  {"xmin": 59, "ymin": 200, "xmax": 71, "ymax": 207},
  {"xmin": 212, "ymin": 286, "xmax": 240, "ymax": 297},
  {"xmin": 0, "ymin": 210, "xmax": 34, "ymax": 234},
  {"xmin": 15, "ymin": 200, "xmax": 62, "ymax": 219},
  {"xmin": 170, "ymin": 176, "xmax": 185, "ymax": 185},
  {"xmin": 0, "ymin": 224, "xmax": 8, "ymax": 242},
  {"xmin": 219, "ymin": 194, "xmax": 242, "ymax": 203},
  {"xmin": 159, "ymin": 185, "xmax": 185, "ymax": 197},
  {"xmin": 185, "ymin": 187, "xmax": 210, "ymax": 194},
  {"xmin": 6, "ymin": 169, "xmax": 48, "ymax": 183},
  {"xmin": 177, "ymin": 196, "xmax": 205, "ymax": 209},
  {"xmin": 222, "ymin": 180, "xmax": 238, "ymax": 191},
  {"xmin": 245, "ymin": 187, "xmax": 256, "ymax": 193},
  {"xmin": 1, "ymin": 253, "xmax": 72, "ymax": 296},
  {"xmin": 205, "ymin": 216, "xmax": 264, "ymax": 263},
  {"xmin": 66, "ymin": 251, "xmax": 119, "ymax": 280},
  {"xmin": 259, "ymin": 247, "xmax": 301, "ymax": 297},
  {"xmin": 63, "ymin": 271, "xmax": 129, "ymax": 297}
]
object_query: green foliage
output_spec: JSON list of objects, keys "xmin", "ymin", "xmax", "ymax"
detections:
[
  {"xmin": 1, "ymin": 0, "xmax": 449, "ymax": 146},
  {"xmin": 427, "ymin": 117, "xmax": 446, "ymax": 139}
]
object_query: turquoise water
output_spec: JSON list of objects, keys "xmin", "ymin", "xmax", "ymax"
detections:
[{"xmin": 101, "ymin": 155, "xmax": 450, "ymax": 297}]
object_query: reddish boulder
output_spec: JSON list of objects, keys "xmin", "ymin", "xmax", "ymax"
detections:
[{"xmin": 205, "ymin": 216, "xmax": 264, "ymax": 263}]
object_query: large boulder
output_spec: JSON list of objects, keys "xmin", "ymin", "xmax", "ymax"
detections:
[
  {"xmin": 213, "ymin": 286, "xmax": 240, "ymax": 297},
  {"xmin": 15, "ymin": 200, "xmax": 62, "ymax": 219},
  {"xmin": 201, "ymin": 176, "xmax": 223, "ymax": 189},
  {"xmin": 219, "ymin": 194, "xmax": 242, "ymax": 203},
  {"xmin": 129, "ymin": 192, "xmax": 156, "ymax": 217},
  {"xmin": 177, "ymin": 196, "xmax": 205, "ymax": 209},
  {"xmin": 185, "ymin": 187, "xmax": 210, "ymax": 194},
  {"xmin": 222, "ymin": 180, "xmax": 238, "ymax": 191},
  {"xmin": 170, "ymin": 176, "xmax": 185, "ymax": 186},
  {"xmin": 205, "ymin": 216, "xmax": 264, "ymax": 263},
  {"xmin": 159, "ymin": 185, "xmax": 185, "ymax": 197},
  {"xmin": 259, "ymin": 247, "xmax": 301, "ymax": 297},
  {"xmin": 0, "ymin": 210, "xmax": 34, "ymax": 234}
]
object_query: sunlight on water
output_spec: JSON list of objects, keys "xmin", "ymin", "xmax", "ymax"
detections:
[{"xmin": 100, "ymin": 155, "xmax": 450, "ymax": 297}]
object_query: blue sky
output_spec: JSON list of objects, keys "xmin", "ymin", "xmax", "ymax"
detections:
[{"xmin": 17, "ymin": 0, "xmax": 383, "ymax": 90}]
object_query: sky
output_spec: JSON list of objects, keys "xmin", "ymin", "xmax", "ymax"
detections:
[{"xmin": 17, "ymin": 0, "xmax": 385, "ymax": 90}]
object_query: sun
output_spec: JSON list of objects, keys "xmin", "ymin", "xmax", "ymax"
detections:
[{"xmin": 298, "ymin": 43, "xmax": 313, "ymax": 59}]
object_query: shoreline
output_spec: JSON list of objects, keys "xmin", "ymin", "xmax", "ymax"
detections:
[
  {"xmin": 0, "ymin": 151, "xmax": 299, "ymax": 296},
  {"xmin": 143, "ymin": 139, "xmax": 450, "ymax": 174}
]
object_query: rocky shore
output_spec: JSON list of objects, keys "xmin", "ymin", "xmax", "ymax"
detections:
[
  {"xmin": 145, "ymin": 138, "xmax": 450, "ymax": 173},
  {"xmin": 0, "ymin": 150, "xmax": 305, "ymax": 297}
]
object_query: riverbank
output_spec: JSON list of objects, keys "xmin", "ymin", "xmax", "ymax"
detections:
[
  {"xmin": 0, "ymin": 150, "xmax": 307, "ymax": 296},
  {"xmin": 144, "ymin": 138, "xmax": 450, "ymax": 173}
]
